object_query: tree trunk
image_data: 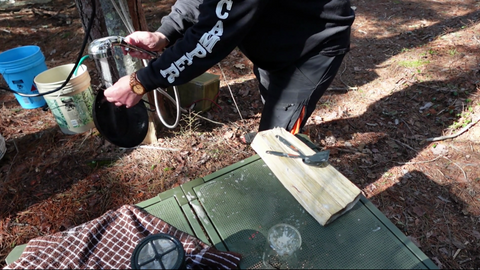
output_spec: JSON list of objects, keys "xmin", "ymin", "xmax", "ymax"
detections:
[
  {"xmin": 127, "ymin": 1, "xmax": 149, "ymax": 32},
  {"xmin": 74, "ymin": 0, "xmax": 106, "ymax": 42},
  {"xmin": 127, "ymin": 0, "xmax": 170, "ymax": 135}
]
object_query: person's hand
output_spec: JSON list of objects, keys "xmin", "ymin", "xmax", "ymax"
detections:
[
  {"xmin": 123, "ymin": 31, "xmax": 169, "ymax": 59},
  {"xmin": 104, "ymin": 75, "xmax": 144, "ymax": 108}
]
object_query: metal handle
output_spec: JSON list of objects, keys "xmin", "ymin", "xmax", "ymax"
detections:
[
  {"xmin": 88, "ymin": 36, "xmax": 158, "ymax": 59},
  {"xmin": 275, "ymin": 135, "xmax": 306, "ymax": 157},
  {"xmin": 118, "ymin": 39, "xmax": 158, "ymax": 58}
]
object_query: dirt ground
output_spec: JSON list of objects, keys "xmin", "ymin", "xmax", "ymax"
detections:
[{"xmin": 1, "ymin": 0, "xmax": 480, "ymax": 268}]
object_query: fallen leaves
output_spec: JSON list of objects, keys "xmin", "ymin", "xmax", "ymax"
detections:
[{"xmin": 412, "ymin": 206, "xmax": 426, "ymax": 217}]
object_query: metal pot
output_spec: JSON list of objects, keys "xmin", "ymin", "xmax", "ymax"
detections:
[{"xmin": 92, "ymin": 90, "xmax": 149, "ymax": 148}]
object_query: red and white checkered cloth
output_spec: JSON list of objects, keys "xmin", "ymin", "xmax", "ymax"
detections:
[{"xmin": 5, "ymin": 205, "xmax": 241, "ymax": 269}]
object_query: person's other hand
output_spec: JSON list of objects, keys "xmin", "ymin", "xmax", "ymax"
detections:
[
  {"xmin": 104, "ymin": 75, "xmax": 144, "ymax": 108},
  {"xmin": 123, "ymin": 31, "xmax": 169, "ymax": 59}
]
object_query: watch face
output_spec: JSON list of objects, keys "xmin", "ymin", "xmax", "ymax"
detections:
[{"xmin": 133, "ymin": 85, "xmax": 142, "ymax": 94}]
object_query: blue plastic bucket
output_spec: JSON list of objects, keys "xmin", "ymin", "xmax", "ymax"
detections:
[{"xmin": 0, "ymin": 46, "xmax": 47, "ymax": 109}]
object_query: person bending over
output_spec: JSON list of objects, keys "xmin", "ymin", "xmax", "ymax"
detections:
[{"xmin": 104, "ymin": 0, "xmax": 355, "ymax": 142}]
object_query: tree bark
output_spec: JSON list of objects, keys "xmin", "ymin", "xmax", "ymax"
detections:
[
  {"xmin": 127, "ymin": 0, "xmax": 170, "ymax": 136},
  {"xmin": 74, "ymin": 0, "xmax": 106, "ymax": 42},
  {"xmin": 127, "ymin": 1, "xmax": 149, "ymax": 32}
]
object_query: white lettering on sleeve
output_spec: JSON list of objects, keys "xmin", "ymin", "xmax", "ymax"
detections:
[
  {"xmin": 199, "ymin": 21, "xmax": 223, "ymax": 53},
  {"xmin": 174, "ymin": 55, "xmax": 192, "ymax": 71},
  {"xmin": 185, "ymin": 44, "xmax": 208, "ymax": 60},
  {"xmin": 160, "ymin": 63, "xmax": 180, "ymax": 83},
  {"xmin": 216, "ymin": 0, "xmax": 233, "ymax": 19},
  {"xmin": 159, "ymin": 0, "xmax": 232, "ymax": 84}
]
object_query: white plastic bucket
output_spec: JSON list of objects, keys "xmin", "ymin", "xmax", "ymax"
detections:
[
  {"xmin": 0, "ymin": 133, "xmax": 5, "ymax": 160},
  {"xmin": 34, "ymin": 64, "xmax": 95, "ymax": 134},
  {"xmin": 0, "ymin": 45, "xmax": 47, "ymax": 109}
]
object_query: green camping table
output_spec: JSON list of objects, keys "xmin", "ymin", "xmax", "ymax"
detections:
[{"xmin": 5, "ymin": 138, "xmax": 438, "ymax": 269}]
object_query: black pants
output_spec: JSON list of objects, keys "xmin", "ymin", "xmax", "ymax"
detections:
[{"xmin": 254, "ymin": 52, "xmax": 345, "ymax": 132}]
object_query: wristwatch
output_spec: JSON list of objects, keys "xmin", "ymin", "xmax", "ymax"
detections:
[{"xmin": 130, "ymin": 72, "xmax": 147, "ymax": 95}]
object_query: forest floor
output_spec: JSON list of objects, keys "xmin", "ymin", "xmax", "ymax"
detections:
[{"xmin": 1, "ymin": 0, "xmax": 480, "ymax": 268}]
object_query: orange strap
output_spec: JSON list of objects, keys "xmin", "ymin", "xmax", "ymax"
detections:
[{"xmin": 291, "ymin": 106, "xmax": 305, "ymax": 135}]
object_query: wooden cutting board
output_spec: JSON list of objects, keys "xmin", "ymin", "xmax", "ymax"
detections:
[{"xmin": 251, "ymin": 128, "xmax": 361, "ymax": 226}]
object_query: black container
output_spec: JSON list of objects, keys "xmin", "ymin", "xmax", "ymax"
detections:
[{"xmin": 92, "ymin": 90, "xmax": 149, "ymax": 148}]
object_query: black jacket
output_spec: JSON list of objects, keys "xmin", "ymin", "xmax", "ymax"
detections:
[{"xmin": 137, "ymin": 0, "xmax": 355, "ymax": 92}]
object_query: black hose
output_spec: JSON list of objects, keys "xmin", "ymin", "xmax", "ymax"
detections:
[{"xmin": 0, "ymin": 0, "xmax": 96, "ymax": 97}]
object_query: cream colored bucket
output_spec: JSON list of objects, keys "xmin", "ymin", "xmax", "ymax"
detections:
[{"xmin": 34, "ymin": 64, "xmax": 95, "ymax": 134}]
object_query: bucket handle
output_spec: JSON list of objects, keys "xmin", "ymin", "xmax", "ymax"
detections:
[{"xmin": 96, "ymin": 90, "xmax": 154, "ymax": 112}]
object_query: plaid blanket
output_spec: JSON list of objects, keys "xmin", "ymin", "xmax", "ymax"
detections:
[{"xmin": 5, "ymin": 205, "xmax": 241, "ymax": 269}]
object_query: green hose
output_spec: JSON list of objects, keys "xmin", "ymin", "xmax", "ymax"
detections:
[{"xmin": 73, "ymin": 55, "xmax": 90, "ymax": 76}]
